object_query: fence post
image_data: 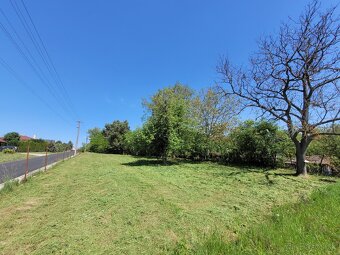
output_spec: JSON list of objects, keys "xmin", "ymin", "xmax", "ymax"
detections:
[
  {"xmin": 45, "ymin": 146, "xmax": 48, "ymax": 171},
  {"xmin": 24, "ymin": 144, "xmax": 30, "ymax": 181},
  {"xmin": 63, "ymin": 150, "xmax": 65, "ymax": 161}
]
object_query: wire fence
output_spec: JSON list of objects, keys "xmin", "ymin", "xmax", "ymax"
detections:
[{"xmin": 0, "ymin": 150, "xmax": 75, "ymax": 184}]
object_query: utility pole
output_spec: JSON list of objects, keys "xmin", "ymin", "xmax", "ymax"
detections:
[{"xmin": 75, "ymin": 120, "xmax": 81, "ymax": 155}]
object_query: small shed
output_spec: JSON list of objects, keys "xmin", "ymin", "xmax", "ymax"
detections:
[{"xmin": 285, "ymin": 155, "xmax": 337, "ymax": 175}]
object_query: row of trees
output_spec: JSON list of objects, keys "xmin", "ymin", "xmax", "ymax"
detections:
[
  {"xmin": 87, "ymin": 85, "xmax": 297, "ymax": 167},
  {"xmin": 87, "ymin": 121, "xmax": 130, "ymax": 154},
  {"xmin": 87, "ymin": 84, "xmax": 338, "ymax": 171},
  {"xmin": 2, "ymin": 132, "xmax": 73, "ymax": 152},
  {"xmin": 17, "ymin": 140, "xmax": 73, "ymax": 153}
]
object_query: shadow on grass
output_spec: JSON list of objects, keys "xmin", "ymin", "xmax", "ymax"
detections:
[
  {"xmin": 319, "ymin": 178, "xmax": 337, "ymax": 183},
  {"xmin": 121, "ymin": 156, "xmax": 205, "ymax": 167},
  {"xmin": 122, "ymin": 159, "xmax": 179, "ymax": 167}
]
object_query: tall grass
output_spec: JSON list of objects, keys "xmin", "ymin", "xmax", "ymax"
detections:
[
  {"xmin": 0, "ymin": 179, "xmax": 19, "ymax": 194},
  {"xmin": 189, "ymin": 183, "xmax": 340, "ymax": 255}
]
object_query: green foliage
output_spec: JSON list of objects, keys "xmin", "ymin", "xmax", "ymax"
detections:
[
  {"xmin": 227, "ymin": 120, "xmax": 292, "ymax": 167},
  {"xmin": 103, "ymin": 120, "xmax": 130, "ymax": 153},
  {"xmin": 3, "ymin": 132, "xmax": 20, "ymax": 146},
  {"xmin": 308, "ymin": 124, "xmax": 340, "ymax": 168},
  {"xmin": 16, "ymin": 140, "xmax": 72, "ymax": 153},
  {"xmin": 17, "ymin": 139, "xmax": 48, "ymax": 152},
  {"xmin": 124, "ymin": 123, "xmax": 154, "ymax": 156},
  {"xmin": 143, "ymin": 83, "xmax": 194, "ymax": 161},
  {"xmin": 88, "ymin": 130, "xmax": 109, "ymax": 153},
  {"xmin": 2, "ymin": 148, "xmax": 15, "ymax": 154}
]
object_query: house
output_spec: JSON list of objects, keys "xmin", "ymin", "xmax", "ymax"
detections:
[
  {"xmin": 19, "ymin": 135, "xmax": 33, "ymax": 141},
  {"xmin": 0, "ymin": 138, "xmax": 7, "ymax": 146}
]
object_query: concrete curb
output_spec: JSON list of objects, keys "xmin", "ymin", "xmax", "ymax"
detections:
[{"xmin": 0, "ymin": 154, "xmax": 77, "ymax": 191}]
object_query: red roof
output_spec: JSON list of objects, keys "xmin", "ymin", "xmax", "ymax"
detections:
[
  {"xmin": 0, "ymin": 138, "xmax": 6, "ymax": 143},
  {"xmin": 20, "ymin": 135, "xmax": 33, "ymax": 141}
]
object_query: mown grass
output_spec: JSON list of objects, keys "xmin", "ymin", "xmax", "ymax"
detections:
[
  {"xmin": 0, "ymin": 153, "xmax": 337, "ymax": 254},
  {"xmin": 186, "ymin": 183, "xmax": 340, "ymax": 255}
]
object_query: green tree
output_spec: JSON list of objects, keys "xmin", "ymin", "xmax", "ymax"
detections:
[
  {"xmin": 88, "ymin": 128, "xmax": 109, "ymax": 153},
  {"xmin": 228, "ymin": 121, "xmax": 288, "ymax": 167},
  {"xmin": 308, "ymin": 124, "xmax": 340, "ymax": 168},
  {"xmin": 192, "ymin": 87, "xmax": 239, "ymax": 159},
  {"xmin": 144, "ymin": 83, "xmax": 194, "ymax": 162},
  {"xmin": 67, "ymin": 141, "xmax": 73, "ymax": 150},
  {"xmin": 124, "ymin": 122, "xmax": 154, "ymax": 156},
  {"xmin": 103, "ymin": 120, "xmax": 130, "ymax": 154},
  {"xmin": 4, "ymin": 132, "xmax": 20, "ymax": 146}
]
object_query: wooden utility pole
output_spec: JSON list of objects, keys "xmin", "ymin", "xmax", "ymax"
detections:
[{"xmin": 75, "ymin": 120, "xmax": 81, "ymax": 155}]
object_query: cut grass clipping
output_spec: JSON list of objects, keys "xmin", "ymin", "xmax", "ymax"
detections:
[
  {"xmin": 0, "ymin": 153, "xmax": 338, "ymax": 254},
  {"xmin": 185, "ymin": 183, "xmax": 340, "ymax": 255}
]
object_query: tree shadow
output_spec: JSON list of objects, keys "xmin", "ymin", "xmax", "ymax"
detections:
[
  {"xmin": 272, "ymin": 172, "xmax": 296, "ymax": 177},
  {"xmin": 122, "ymin": 156, "xmax": 206, "ymax": 167},
  {"xmin": 319, "ymin": 178, "xmax": 337, "ymax": 183},
  {"xmin": 122, "ymin": 159, "xmax": 180, "ymax": 167}
]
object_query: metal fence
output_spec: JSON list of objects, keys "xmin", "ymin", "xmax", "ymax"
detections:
[{"xmin": 0, "ymin": 150, "xmax": 75, "ymax": 184}]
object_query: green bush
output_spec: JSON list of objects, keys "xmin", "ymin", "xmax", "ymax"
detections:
[
  {"xmin": 18, "ymin": 140, "xmax": 48, "ymax": 152},
  {"xmin": 2, "ymin": 148, "xmax": 15, "ymax": 154}
]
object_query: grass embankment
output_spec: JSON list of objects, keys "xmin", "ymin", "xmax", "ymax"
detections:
[{"xmin": 0, "ymin": 153, "xmax": 337, "ymax": 254}]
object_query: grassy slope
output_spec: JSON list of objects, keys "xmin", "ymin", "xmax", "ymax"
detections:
[
  {"xmin": 190, "ymin": 183, "xmax": 340, "ymax": 255},
  {"xmin": 0, "ymin": 153, "xmax": 337, "ymax": 254}
]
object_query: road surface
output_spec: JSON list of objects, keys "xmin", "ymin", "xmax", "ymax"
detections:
[{"xmin": 0, "ymin": 151, "xmax": 74, "ymax": 184}]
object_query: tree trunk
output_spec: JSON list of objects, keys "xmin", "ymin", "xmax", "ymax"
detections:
[{"xmin": 295, "ymin": 143, "xmax": 308, "ymax": 176}]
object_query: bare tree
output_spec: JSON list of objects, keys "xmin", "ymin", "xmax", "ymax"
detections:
[
  {"xmin": 192, "ymin": 87, "xmax": 239, "ymax": 139},
  {"xmin": 217, "ymin": 1, "xmax": 339, "ymax": 175}
]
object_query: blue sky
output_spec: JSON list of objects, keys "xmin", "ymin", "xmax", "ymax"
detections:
[{"xmin": 0, "ymin": 0, "xmax": 338, "ymax": 145}]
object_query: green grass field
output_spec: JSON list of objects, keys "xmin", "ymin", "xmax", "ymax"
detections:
[{"xmin": 0, "ymin": 153, "xmax": 338, "ymax": 254}]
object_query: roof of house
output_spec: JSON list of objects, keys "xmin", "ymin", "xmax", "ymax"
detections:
[
  {"xmin": 0, "ymin": 138, "xmax": 6, "ymax": 143},
  {"xmin": 20, "ymin": 135, "xmax": 33, "ymax": 141}
]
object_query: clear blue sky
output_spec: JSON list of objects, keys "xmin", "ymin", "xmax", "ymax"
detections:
[{"xmin": 0, "ymin": 0, "xmax": 338, "ymax": 145}]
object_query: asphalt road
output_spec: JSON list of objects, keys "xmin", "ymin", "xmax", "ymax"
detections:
[{"xmin": 0, "ymin": 151, "xmax": 74, "ymax": 184}]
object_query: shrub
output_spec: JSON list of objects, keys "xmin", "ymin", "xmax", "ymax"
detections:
[{"xmin": 2, "ymin": 148, "xmax": 15, "ymax": 154}]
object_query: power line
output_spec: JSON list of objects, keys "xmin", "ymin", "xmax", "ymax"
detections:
[
  {"xmin": 0, "ymin": 56, "xmax": 73, "ymax": 126},
  {"xmin": 8, "ymin": 0, "xmax": 78, "ymax": 120},
  {"xmin": 0, "ymin": 10, "xmax": 74, "ymax": 119},
  {"xmin": 20, "ymin": 0, "xmax": 78, "ymax": 119}
]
